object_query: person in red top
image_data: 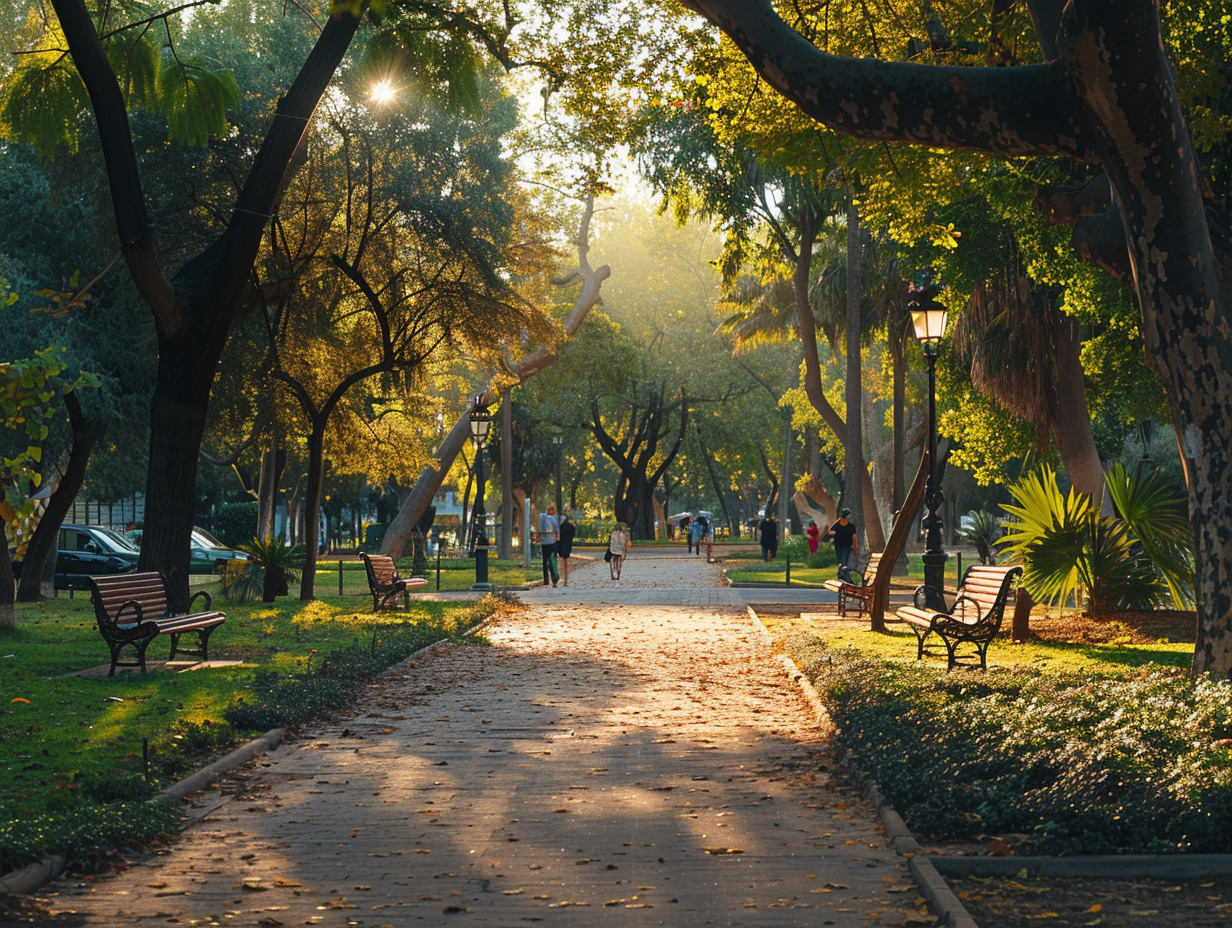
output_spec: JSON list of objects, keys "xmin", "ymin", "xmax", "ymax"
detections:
[{"xmin": 806, "ymin": 519, "xmax": 821, "ymax": 555}]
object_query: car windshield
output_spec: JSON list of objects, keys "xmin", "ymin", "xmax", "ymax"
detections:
[
  {"xmin": 191, "ymin": 528, "xmax": 227, "ymax": 549},
  {"xmin": 95, "ymin": 528, "xmax": 139, "ymax": 553}
]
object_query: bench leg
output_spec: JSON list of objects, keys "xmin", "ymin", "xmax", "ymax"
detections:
[{"xmin": 912, "ymin": 628, "xmax": 929, "ymax": 660}]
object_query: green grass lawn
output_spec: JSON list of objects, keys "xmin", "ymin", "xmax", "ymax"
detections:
[
  {"xmin": 0, "ymin": 585, "xmax": 502, "ymax": 872},
  {"xmin": 759, "ymin": 612, "xmax": 1196, "ymax": 675}
]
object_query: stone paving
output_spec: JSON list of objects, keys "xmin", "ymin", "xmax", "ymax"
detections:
[{"xmin": 36, "ymin": 554, "xmax": 930, "ymax": 927}]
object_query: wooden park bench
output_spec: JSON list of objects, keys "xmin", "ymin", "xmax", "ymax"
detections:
[
  {"xmin": 896, "ymin": 564, "xmax": 1023, "ymax": 670},
  {"xmin": 87, "ymin": 572, "xmax": 227, "ymax": 677},
  {"xmin": 361, "ymin": 553, "xmax": 428, "ymax": 611},
  {"xmin": 823, "ymin": 552, "xmax": 884, "ymax": 617}
]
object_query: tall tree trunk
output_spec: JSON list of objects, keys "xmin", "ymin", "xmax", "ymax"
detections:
[
  {"xmin": 257, "ymin": 447, "xmax": 284, "ymax": 541},
  {"xmin": 18, "ymin": 392, "xmax": 103, "ymax": 602},
  {"xmin": 298, "ymin": 426, "xmax": 326, "ymax": 600},
  {"xmin": 500, "ymin": 389, "xmax": 513, "ymax": 559},
  {"xmin": 844, "ymin": 193, "xmax": 866, "ymax": 559}
]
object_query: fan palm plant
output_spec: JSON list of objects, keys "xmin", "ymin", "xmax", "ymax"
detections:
[
  {"xmin": 233, "ymin": 537, "xmax": 305, "ymax": 603},
  {"xmin": 999, "ymin": 466, "xmax": 1190, "ymax": 616}
]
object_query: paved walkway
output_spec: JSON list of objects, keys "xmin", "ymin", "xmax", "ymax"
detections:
[{"xmin": 38, "ymin": 556, "xmax": 927, "ymax": 926}]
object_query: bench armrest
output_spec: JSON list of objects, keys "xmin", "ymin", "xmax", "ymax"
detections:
[
  {"xmin": 947, "ymin": 594, "xmax": 988, "ymax": 625},
  {"xmin": 189, "ymin": 589, "xmax": 214, "ymax": 612},
  {"xmin": 112, "ymin": 598, "xmax": 149, "ymax": 626},
  {"xmin": 912, "ymin": 583, "xmax": 949, "ymax": 612}
]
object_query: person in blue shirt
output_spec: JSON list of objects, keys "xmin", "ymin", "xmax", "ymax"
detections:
[{"xmin": 538, "ymin": 505, "xmax": 560, "ymax": 588}]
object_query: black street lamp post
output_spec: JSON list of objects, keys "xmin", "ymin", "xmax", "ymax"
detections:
[
  {"xmin": 469, "ymin": 396, "xmax": 492, "ymax": 591},
  {"xmin": 551, "ymin": 426, "xmax": 564, "ymax": 516},
  {"xmin": 910, "ymin": 293, "xmax": 949, "ymax": 603}
]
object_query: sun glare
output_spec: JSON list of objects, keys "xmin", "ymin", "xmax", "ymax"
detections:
[{"xmin": 369, "ymin": 80, "xmax": 397, "ymax": 105}]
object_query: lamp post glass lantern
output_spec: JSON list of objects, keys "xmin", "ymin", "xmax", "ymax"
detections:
[
  {"xmin": 909, "ymin": 294, "xmax": 949, "ymax": 601},
  {"xmin": 469, "ymin": 396, "xmax": 492, "ymax": 590}
]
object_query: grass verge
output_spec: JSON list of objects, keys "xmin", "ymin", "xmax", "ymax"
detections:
[{"xmin": 0, "ymin": 589, "xmax": 513, "ymax": 874}]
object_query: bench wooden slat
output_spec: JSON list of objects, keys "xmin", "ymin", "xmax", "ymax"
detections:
[
  {"xmin": 361, "ymin": 553, "xmax": 427, "ymax": 611},
  {"xmin": 823, "ymin": 552, "xmax": 884, "ymax": 617},
  {"xmin": 895, "ymin": 564, "xmax": 1022, "ymax": 670},
  {"xmin": 88, "ymin": 571, "xmax": 226, "ymax": 676}
]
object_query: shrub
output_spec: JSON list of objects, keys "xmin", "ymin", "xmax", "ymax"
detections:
[
  {"xmin": 785, "ymin": 632, "xmax": 1232, "ymax": 855},
  {"xmin": 211, "ymin": 501, "xmax": 259, "ymax": 547}
]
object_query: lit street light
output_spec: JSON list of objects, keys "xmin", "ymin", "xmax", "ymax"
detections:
[
  {"xmin": 469, "ymin": 396, "xmax": 492, "ymax": 591},
  {"xmin": 910, "ymin": 290, "xmax": 949, "ymax": 604}
]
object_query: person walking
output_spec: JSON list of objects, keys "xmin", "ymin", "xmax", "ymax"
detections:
[
  {"xmin": 759, "ymin": 513, "xmax": 778, "ymax": 562},
  {"xmin": 806, "ymin": 519, "xmax": 821, "ymax": 556},
  {"xmin": 607, "ymin": 522, "xmax": 630, "ymax": 580},
  {"xmin": 826, "ymin": 508, "xmax": 859, "ymax": 579},
  {"xmin": 681, "ymin": 515, "xmax": 693, "ymax": 553},
  {"xmin": 557, "ymin": 512, "xmax": 576, "ymax": 587},
  {"xmin": 538, "ymin": 505, "xmax": 560, "ymax": 588},
  {"xmin": 691, "ymin": 516, "xmax": 706, "ymax": 556}
]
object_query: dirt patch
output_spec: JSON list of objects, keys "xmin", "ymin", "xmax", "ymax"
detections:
[
  {"xmin": 954, "ymin": 874, "xmax": 1232, "ymax": 928},
  {"xmin": 1027, "ymin": 609, "xmax": 1196, "ymax": 645}
]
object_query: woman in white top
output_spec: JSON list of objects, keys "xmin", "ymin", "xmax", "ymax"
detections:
[{"xmin": 607, "ymin": 523, "xmax": 630, "ymax": 580}]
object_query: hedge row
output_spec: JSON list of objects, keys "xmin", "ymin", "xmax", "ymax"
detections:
[{"xmin": 784, "ymin": 632, "xmax": 1232, "ymax": 856}]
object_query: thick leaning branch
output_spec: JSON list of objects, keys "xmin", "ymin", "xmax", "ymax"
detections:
[
  {"xmin": 680, "ymin": 0, "xmax": 1094, "ymax": 161},
  {"xmin": 379, "ymin": 198, "xmax": 610, "ymax": 560}
]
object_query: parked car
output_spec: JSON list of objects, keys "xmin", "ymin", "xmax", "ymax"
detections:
[
  {"xmin": 124, "ymin": 526, "xmax": 249, "ymax": 573},
  {"xmin": 12, "ymin": 524, "xmax": 140, "ymax": 590}
]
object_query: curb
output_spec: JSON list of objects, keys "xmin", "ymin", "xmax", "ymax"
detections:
[
  {"xmin": 928, "ymin": 853, "xmax": 1232, "ymax": 880},
  {"xmin": 746, "ymin": 605, "xmax": 980, "ymax": 928},
  {"xmin": 0, "ymin": 727, "xmax": 286, "ymax": 896}
]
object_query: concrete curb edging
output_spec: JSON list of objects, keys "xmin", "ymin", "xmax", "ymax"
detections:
[
  {"xmin": 928, "ymin": 853, "xmax": 1232, "ymax": 880},
  {"xmin": 0, "ymin": 727, "xmax": 286, "ymax": 896},
  {"xmin": 746, "ymin": 605, "xmax": 980, "ymax": 928}
]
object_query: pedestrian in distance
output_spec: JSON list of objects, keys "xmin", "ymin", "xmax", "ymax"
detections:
[
  {"xmin": 608, "ymin": 522, "xmax": 630, "ymax": 580},
  {"xmin": 826, "ymin": 508, "xmax": 859, "ymax": 580},
  {"xmin": 691, "ymin": 516, "xmax": 706, "ymax": 556},
  {"xmin": 759, "ymin": 514, "xmax": 779, "ymax": 562},
  {"xmin": 806, "ymin": 519, "xmax": 821, "ymax": 556},
  {"xmin": 557, "ymin": 511, "xmax": 576, "ymax": 587},
  {"xmin": 681, "ymin": 515, "xmax": 693, "ymax": 553},
  {"xmin": 538, "ymin": 505, "xmax": 560, "ymax": 588}
]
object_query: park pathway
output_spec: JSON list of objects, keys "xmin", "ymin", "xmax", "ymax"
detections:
[{"xmin": 37, "ymin": 553, "xmax": 928, "ymax": 927}]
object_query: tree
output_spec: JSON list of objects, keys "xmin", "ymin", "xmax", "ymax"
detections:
[{"xmin": 677, "ymin": 0, "xmax": 1232, "ymax": 676}]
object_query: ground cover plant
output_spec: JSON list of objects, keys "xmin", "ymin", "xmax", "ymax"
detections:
[
  {"xmin": 781, "ymin": 628, "xmax": 1232, "ymax": 855},
  {"xmin": 0, "ymin": 590, "xmax": 510, "ymax": 874}
]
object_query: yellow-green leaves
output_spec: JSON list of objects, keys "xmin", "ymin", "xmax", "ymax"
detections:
[
  {"xmin": 154, "ymin": 59, "xmax": 240, "ymax": 147},
  {"xmin": 0, "ymin": 53, "xmax": 89, "ymax": 155}
]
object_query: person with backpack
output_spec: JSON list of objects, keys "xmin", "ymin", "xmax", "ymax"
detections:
[
  {"xmin": 557, "ymin": 512, "xmax": 576, "ymax": 587},
  {"xmin": 538, "ymin": 505, "xmax": 560, "ymax": 588}
]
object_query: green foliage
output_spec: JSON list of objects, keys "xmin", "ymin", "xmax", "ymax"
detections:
[
  {"xmin": 0, "ymin": 57, "xmax": 89, "ymax": 155},
  {"xmin": 0, "ymin": 592, "xmax": 499, "ymax": 872},
  {"xmin": 787, "ymin": 637, "xmax": 1232, "ymax": 855},
  {"xmin": 211, "ymin": 501, "xmax": 258, "ymax": 548},
  {"xmin": 961, "ymin": 510, "xmax": 1003, "ymax": 565},
  {"xmin": 1105, "ymin": 462, "xmax": 1195, "ymax": 607},
  {"xmin": 999, "ymin": 466, "xmax": 1188, "ymax": 615},
  {"xmin": 154, "ymin": 59, "xmax": 240, "ymax": 147}
]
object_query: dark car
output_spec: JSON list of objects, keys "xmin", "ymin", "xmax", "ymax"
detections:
[
  {"xmin": 12, "ymin": 524, "xmax": 141, "ymax": 590},
  {"xmin": 124, "ymin": 526, "xmax": 249, "ymax": 573}
]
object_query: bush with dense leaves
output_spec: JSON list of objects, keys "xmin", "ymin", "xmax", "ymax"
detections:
[{"xmin": 785, "ymin": 632, "xmax": 1232, "ymax": 855}]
